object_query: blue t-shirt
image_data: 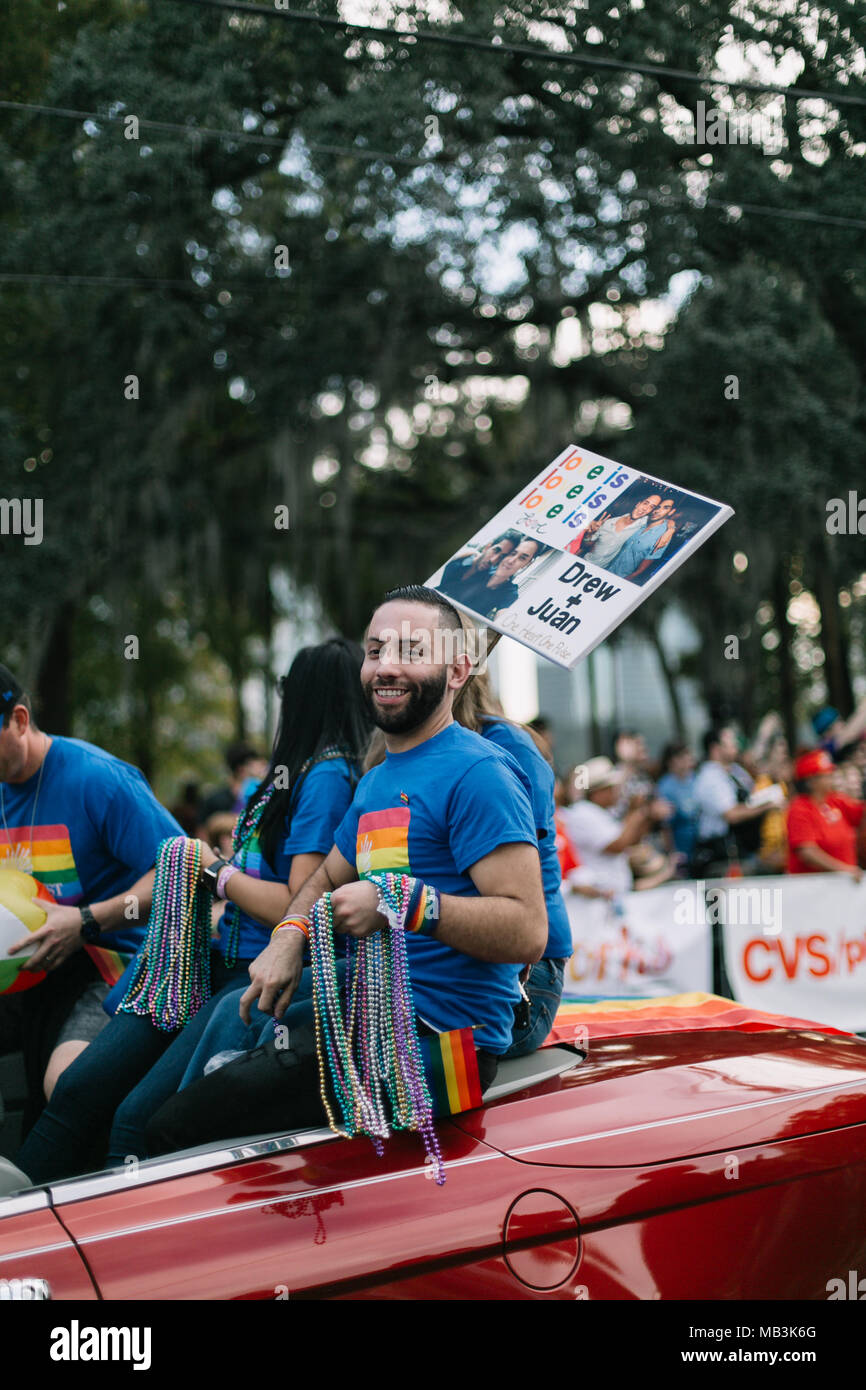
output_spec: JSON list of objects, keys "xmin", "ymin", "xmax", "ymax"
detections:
[
  {"xmin": 217, "ymin": 757, "xmax": 357, "ymax": 961},
  {"xmin": 656, "ymin": 771, "xmax": 699, "ymax": 857},
  {"xmin": 480, "ymin": 718, "xmax": 572, "ymax": 961},
  {"xmin": 607, "ymin": 518, "xmax": 671, "ymax": 579},
  {"xmin": 333, "ymin": 722, "xmax": 538, "ymax": 1053},
  {"xmin": 0, "ymin": 736, "xmax": 181, "ymax": 953}
]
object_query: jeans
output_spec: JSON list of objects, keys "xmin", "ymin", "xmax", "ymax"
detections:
[
  {"xmin": 501, "ymin": 957, "xmax": 565, "ymax": 1060},
  {"xmin": 178, "ymin": 966, "xmax": 325, "ymax": 1090},
  {"xmin": 147, "ymin": 1002, "xmax": 501, "ymax": 1158},
  {"xmin": 16, "ymin": 951, "xmax": 252, "ymax": 1184}
]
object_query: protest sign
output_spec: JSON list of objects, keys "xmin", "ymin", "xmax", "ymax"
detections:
[
  {"xmin": 427, "ymin": 443, "xmax": 733, "ymax": 668},
  {"xmin": 562, "ymin": 881, "xmax": 712, "ymax": 999}
]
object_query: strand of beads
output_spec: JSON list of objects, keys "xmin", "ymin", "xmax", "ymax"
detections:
[
  {"xmin": 308, "ymin": 873, "xmax": 445, "ymax": 1184},
  {"xmin": 118, "ymin": 836, "xmax": 213, "ymax": 1032}
]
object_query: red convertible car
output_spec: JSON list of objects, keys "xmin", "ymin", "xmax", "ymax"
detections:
[{"xmin": 2, "ymin": 996, "xmax": 866, "ymax": 1300}]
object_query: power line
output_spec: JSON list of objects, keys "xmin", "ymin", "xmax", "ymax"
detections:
[
  {"xmin": 1, "ymin": 100, "xmax": 862, "ymax": 234},
  {"xmin": 0, "ymin": 99, "xmax": 429, "ymax": 167},
  {"xmin": 698, "ymin": 197, "xmax": 866, "ymax": 230},
  {"xmin": 172, "ymin": 0, "xmax": 866, "ymax": 110}
]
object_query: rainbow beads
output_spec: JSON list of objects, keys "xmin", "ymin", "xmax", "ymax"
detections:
[
  {"xmin": 117, "ymin": 836, "xmax": 213, "ymax": 1032},
  {"xmin": 309, "ymin": 874, "xmax": 445, "ymax": 1185}
]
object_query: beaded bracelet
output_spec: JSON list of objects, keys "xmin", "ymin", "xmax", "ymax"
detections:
[
  {"xmin": 216, "ymin": 864, "xmax": 240, "ymax": 900},
  {"xmin": 272, "ymin": 915, "xmax": 311, "ymax": 942}
]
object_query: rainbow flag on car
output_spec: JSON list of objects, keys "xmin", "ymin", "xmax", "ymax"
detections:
[
  {"xmin": 420, "ymin": 1027, "xmax": 483, "ymax": 1117},
  {"xmin": 542, "ymin": 991, "xmax": 852, "ymax": 1045}
]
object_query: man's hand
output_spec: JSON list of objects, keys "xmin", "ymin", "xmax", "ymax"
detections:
[
  {"xmin": 9, "ymin": 900, "xmax": 84, "ymax": 972},
  {"xmin": 330, "ymin": 881, "xmax": 384, "ymax": 939},
  {"xmin": 239, "ymin": 928, "xmax": 305, "ymax": 1022},
  {"xmin": 197, "ymin": 840, "xmax": 219, "ymax": 869}
]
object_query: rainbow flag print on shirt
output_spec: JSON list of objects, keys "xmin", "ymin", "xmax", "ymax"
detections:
[
  {"xmin": 0, "ymin": 824, "xmax": 82, "ymax": 902},
  {"xmin": 355, "ymin": 806, "xmax": 410, "ymax": 877}
]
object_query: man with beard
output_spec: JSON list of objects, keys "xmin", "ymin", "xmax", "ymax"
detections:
[
  {"xmin": 574, "ymin": 492, "xmax": 661, "ymax": 568},
  {"xmin": 454, "ymin": 537, "xmax": 547, "ymax": 620},
  {"xmin": 607, "ymin": 497, "xmax": 677, "ymax": 582},
  {"xmin": 145, "ymin": 586, "xmax": 546, "ymax": 1154},
  {"xmin": 438, "ymin": 532, "xmax": 518, "ymax": 594}
]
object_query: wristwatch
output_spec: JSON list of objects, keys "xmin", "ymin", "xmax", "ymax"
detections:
[
  {"xmin": 79, "ymin": 905, "xmax": 101, "ymax": 945},
  {"xmin": 200, "ymin": 856, "xmax": 233, "ymax": 896}
]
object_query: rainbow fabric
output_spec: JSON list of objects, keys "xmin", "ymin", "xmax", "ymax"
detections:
[
  {"xmin": 355, "ymin": 807, "xmax": 410, "ymax": 876},
  {"xmin": 0, "ymin": 825, "xmax": 81, "ymax": 900},
  {"xmin": 85, "ymin": 945, "xmax": 130, "ymax": 988},
  {"xmin": 420, "ymin": 1027, "xmax": 483, "ymax": 1116},
  {"xmin": 542, "ymin": 991, "xmax": 852, "ymax": 1046}
]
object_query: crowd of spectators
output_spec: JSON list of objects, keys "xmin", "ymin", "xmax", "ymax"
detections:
[{"xmin": 549, "ymin": 704, "xmax": 866, "ymax": 896}]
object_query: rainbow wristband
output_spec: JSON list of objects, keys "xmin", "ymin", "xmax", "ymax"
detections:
[
  {"xmin": 272, "ymin": 915, "xmax": 311, "ymax": 942},
  {"xmin": 404, "ymin": 877, "xmax": 441, "ymax": 936}
]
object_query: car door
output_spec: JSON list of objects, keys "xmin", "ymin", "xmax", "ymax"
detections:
[
  {"xmin": 0, "ymin": 1188, "xmax": 98, "ymax": 1299},
  {"xmin": 50, "ymin": 1121, "xmax": 573, "ymax": 1300}
]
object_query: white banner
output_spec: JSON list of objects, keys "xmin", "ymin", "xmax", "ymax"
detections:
[
  {"xmin": 562, "ymin": 881, "xmax": 712, "ymax": 999},
  {"xmin": 719, "ymin": 874, "xmax": 866, "ymax": 1033}
]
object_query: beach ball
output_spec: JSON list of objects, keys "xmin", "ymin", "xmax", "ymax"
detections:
[{"xmin": 0, "ymin": 868, "xmax": 53, "ymax": 994}]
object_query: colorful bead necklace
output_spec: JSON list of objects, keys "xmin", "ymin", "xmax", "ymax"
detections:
[
  {"xmin": 307, "ymin": 870, "xmax": 445, "ymax": 1184},
  {"xmin": 222, "ymin": 745, "xmax": 355, "ymax": 966},
  {"xmin": 118, "ymin": 836, "xmax": 213, "ymax": 1032},
  {"xmin": 120, "ymin": 746, "xmax": 357, "ymax": 1029}
]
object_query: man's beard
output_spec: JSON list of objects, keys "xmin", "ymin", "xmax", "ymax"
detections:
[{"xmin": 363, "ymin": 668, "xmax": 448, "ymax": 735}]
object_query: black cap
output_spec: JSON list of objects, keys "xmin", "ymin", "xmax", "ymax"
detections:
[{"xmin": 0, "ymin": 664, "xmax": 25, "ymax": 719}]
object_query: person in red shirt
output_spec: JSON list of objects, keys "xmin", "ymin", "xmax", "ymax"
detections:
[{"xmin": 786, "ymin": 749, "xmax": 864, "ymax": 879}]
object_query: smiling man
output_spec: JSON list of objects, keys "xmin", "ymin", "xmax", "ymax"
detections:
[{"xmin": 145, "ymin": 586, "xmax": 546, "ymax": 1153}]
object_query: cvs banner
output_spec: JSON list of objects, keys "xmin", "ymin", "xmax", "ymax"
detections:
[{"xmin": 720, "ymin": 873, "xmax": 866, "ymax": 1033}]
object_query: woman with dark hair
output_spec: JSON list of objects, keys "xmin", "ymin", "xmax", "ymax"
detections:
[{"xmin": 17, "ymin": 638, "xmax": 371, "ymax": 1183}]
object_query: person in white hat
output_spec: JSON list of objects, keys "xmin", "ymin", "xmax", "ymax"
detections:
[{"xmin": 560, "ymin": 757, "xmax": 670, "ymax": 897}]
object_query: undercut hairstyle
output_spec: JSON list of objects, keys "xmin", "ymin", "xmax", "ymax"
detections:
[{"xmin": 378, "ymin": 585, "xmax": 466, "ymax": 657}]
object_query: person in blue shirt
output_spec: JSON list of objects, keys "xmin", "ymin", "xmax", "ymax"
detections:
[
  {"xmin": 356, "ymin": 661, "xmax": 570, "ymax": 1058},
  {"xmin": 452, "ymin": 671, "xmax": 571, "ymax": 1057},
  {"xmin": 177, "ymin": 667, "xmax": 567, "ymax": 1084},
  {"xmin": 16, "ymin": 639, "xmax": 371, "ymax": 1184},
  {"xmin": 144, "ymin": 586, "xmax": 546, "ymax": 1157},
  {"xmin": 606, "ymin": 497, "xmax": 677, "ymax": 583},
  {"xmin": 656, "ymin": 742, "xmax": 699, "ymax": 862},
  {"xmin": 0, "ymin": 663, "xmax": 181, "ymax": 1122},
  {"xmin": 438, "ymin": 532, "xmax": 519, "ymax": 594}
]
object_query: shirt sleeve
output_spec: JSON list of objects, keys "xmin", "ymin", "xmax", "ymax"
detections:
[
  {"xmin": 88, "ymin": 764, "xmax": 183, "ymax": 878},
  {"xmin": 785, "ymin": 798, "xmax": 817, "ymax": 849},
  {"xmin": 564, "ymin": 802, "xmax": 621, "ymax": 854},
  {"xmin": 333, "ymin": 795, "xmax": 362, "ymax": 870},
  {"xmin": 447, "ymin": 754, "xmax": 537, "ymax": 874},
  {"xmin": 833, "ymin": 794, "xmax": 865, "ymax": 828},
  {"xmin": 282, "ymin": 762, "xmax": 357, "ymax": 857}
]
